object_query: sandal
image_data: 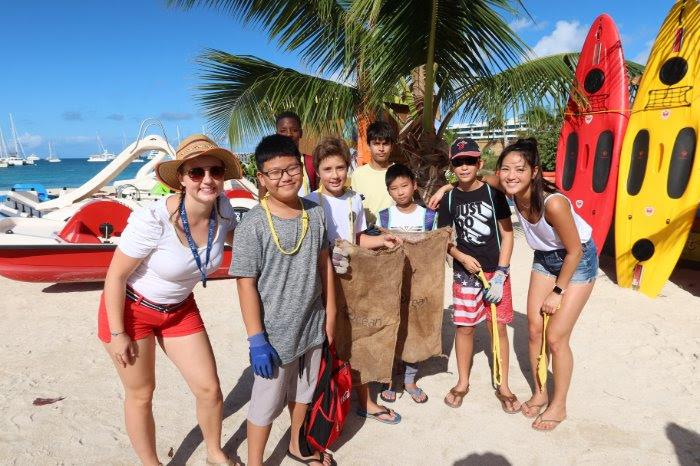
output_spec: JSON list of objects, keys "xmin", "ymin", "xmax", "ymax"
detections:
[
  {"xmin": 494, "ymin": 390, "xmax": 521, "ymax": 414},
  {"xmin": 286, "ymin": 449, "xmax": 336, "ymax": 465},
  {"xmin": 443, "ymin": 386, "xmax": 469, "ymax": 408},
  {"xmin": 532, "ymin": 414, "xmax": 566, "ymax": 432},
  {"xmin": 356, "ymin": 406, "xmax": 402, "ymax": 424},
  {"xmin": 379, "ymin": 386, "xmax": 397, "ymax": 403},
  {"xmin": 521, "ymin": 400, "xmax": 547, "ymax": 419},
  {"xmin": 405, "ymin": 386, "xmax": 428, "ymax": 404}
]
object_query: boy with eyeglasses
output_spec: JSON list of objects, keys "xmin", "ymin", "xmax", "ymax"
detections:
[
  {"xmin": 229, "ymin": 134, "xmax": 336, "ymax": 466},
  {"xmin": 437, "ymin": 138, "xmax": 521, "ymax": 415}
]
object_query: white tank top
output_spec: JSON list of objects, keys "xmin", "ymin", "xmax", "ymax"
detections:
[{"xmin": 515, "ymin": 193, "xmax": 592, "ymax": 251}]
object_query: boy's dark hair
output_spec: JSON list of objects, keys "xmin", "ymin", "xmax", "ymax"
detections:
[
  {"xmin": 366, "ymin": 121, "xmax": 396, "ymax": 144},
  {"xmin": 275, "ymin": 111, "xmax": 302, "ymax": 128},
  {"xmin": 312, "ymin": 137, "xmax": 351, "ymax": 170},
  {"xmin": 385, "ymin": 163, "xmax": 415, "ymax": 187},
  {"xmin": 254, "ymin": 134, "xmax": 300, "ymax": 170}
]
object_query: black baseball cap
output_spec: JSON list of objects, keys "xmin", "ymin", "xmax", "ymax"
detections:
[{"xmin": 450, "ymin": 137, "xmax": 481, "ymax": 160}]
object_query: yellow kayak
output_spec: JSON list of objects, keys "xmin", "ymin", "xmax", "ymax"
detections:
[{"xmin": 615, "ymin": 0, "xmax": 700, "ymax": 297}]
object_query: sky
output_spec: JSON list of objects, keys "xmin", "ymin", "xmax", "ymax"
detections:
[{"xmin": 0, "ymin": 0, "xmax": 670, "ymax": 157}]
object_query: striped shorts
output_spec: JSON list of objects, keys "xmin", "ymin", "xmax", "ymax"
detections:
[{"xmin": 452, "ymin": 271, "xmax": 514, "ymax": 327}]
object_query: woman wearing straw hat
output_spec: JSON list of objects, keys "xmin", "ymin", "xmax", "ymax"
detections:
[{"xmin": 97, "ymin": 134, "xmax": 242, "ymax": 465}]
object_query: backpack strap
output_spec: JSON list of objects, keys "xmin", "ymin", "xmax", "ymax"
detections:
[
  {"xmin": 423, "ymin": 208, "xmax": 437, "ymax": 231},
  {"xmin": 378, "ymin": 208, "xmax": 390, "ymax": 229},
  {"xmin": 486, "ymin": 184, "xmax": 501, "ymax": 250}
]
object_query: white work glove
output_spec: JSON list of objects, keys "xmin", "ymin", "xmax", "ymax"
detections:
[
  {"xmin": 484, "ymin": 270, "xmax": 507, "ymax": 303},
  {"xmin": 332, "ymin": 244, "xmax": 350, "ymax": 274}
]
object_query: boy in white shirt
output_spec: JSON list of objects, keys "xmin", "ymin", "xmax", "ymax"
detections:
[
  {"xmin": 305, "ymin": 136, "xmax": 403, "ymax": 425},
  {"xmin": 376, "ymin": 163, "xmax": 437, "ymax": 404}
]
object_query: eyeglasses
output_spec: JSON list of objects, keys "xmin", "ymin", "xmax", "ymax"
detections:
[
  {"xmin": 452, "ymin": 157, "xmax": 480, "ymax": 167},
  {"xmin": 260, "ymin": 164, "xmax": 303, "ymax": 180},
  {"xmin": 185, "ymin": 166, "xmax": 226, "ymax": 182}
]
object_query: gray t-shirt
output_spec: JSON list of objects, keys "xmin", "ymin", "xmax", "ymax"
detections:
[{"xmin": 229, "ymin": 199, "xmax": 327, "ymax": 364}]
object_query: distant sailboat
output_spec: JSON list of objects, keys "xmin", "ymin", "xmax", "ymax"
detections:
[
  {"xmin": 8, "ymin": 114, "xmax": 33, "ymax": 165},
  {"xmin": 87, "ymin": 135, "xmax": 115, "ymax": 162},
  {"xmin": 47, "ymin": 142, "xmax": 61, "ymax": 163},
  {"xmin": 0, "ymin": 126, "xmax": 10, "ymax": 168}
]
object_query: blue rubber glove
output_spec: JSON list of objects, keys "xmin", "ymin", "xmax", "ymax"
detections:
[
  {"xmin": 484, "ymin": 270, "xmax": 507, "ymax": 304},
  {"xmin": 248, "ymin": 332, "xmax": 279, "ymax": 379}
]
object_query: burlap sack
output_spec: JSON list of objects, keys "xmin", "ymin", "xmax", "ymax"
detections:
[
  {"xmin": 392, "ymin": 228, "xmax": 452, "ymax": 364},
  {"xmin": 334, "ymin": 241, "xmax": 404, "ymax": 385}
]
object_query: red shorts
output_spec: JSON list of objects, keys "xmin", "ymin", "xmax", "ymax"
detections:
[
  {"xmin": 452, "ymin": 271, "xmax": 513, "ymax": 327},
  {"xmin": 97, "ymin": 292, "xmax": 205, "ymax": 343}
]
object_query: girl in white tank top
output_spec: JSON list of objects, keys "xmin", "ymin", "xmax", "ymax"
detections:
[
  {"xmin": 496, "ymin": 138, "xmax": 597, "ymax": 433},
  {"xmin": 515, "ymin": 193, "xmax": 593, "ymax": 252}
]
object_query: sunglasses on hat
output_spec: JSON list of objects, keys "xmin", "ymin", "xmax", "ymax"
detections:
[
  {"xmin": 184, "ymin": 165, "xmax": 226, "ymax": 182},
  {"xmin": 452, "ymin": 157, "xmax": 480, "ymax": 167}
]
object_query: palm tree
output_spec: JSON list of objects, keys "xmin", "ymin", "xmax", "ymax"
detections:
[{"xmin": 169, "ymin": 0, "xmax": 642, "ymax": 196}]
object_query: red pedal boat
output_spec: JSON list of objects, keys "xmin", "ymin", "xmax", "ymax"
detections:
[
  {"xmin": 0, "ymin": 187, "xmax": 257, "ymax": 283},
  {"xmin": 555, "ymin": 14, "xmax": 630, "ymax": 253}
]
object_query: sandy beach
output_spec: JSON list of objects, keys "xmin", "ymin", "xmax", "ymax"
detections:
[{"xmin": 1, "ymin": 229, "xmax": 698, "ymax": 466}]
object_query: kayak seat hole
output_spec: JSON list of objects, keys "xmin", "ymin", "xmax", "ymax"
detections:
[{"xmin": 631, "ymin": 239, "xmax": 655, "ymax": 262}]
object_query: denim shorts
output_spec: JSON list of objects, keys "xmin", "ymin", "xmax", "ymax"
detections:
[{"xmin": 532, "ymin": 239, "xmax": 598, "ymax": 284}]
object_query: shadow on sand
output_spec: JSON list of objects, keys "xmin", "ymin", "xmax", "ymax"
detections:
[
  {"xmin": 454, "ymin": 452, "xmax": 511, "ymax": 465},
  {"xmin": 167, "ymin": 367, "xmax": 254, "ymax": 466},
  {"xmin": 41, "ymin": 281, "xmax": 104, "ymax": 293},
  {"xmin": 666, "ymin": 422, "xmax": 700, "ymax": 466}
]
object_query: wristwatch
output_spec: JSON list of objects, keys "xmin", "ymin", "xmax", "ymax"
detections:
[{"xmin": 553, "ymin": 285, "xmax": 565, "ymax": 295}]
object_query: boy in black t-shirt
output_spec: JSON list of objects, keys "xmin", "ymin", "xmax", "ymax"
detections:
[{"xmin": 437, "ymin": 138, "xmax": 521, "ymax": 414}]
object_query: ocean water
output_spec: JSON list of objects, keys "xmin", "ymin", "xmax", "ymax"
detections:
[{"xmin": 0, "ymin": 158, "xmax": 146, "ymax": 191}]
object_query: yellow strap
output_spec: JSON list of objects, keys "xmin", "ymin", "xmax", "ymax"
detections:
[
  {"xmin": 261, "ymin": 194, "xmax": 309, "ymax": 255},
  {"xmin": 317, "ymin": 188, "xmax": 356, "ymax": 245},
  {"xmin": 537, "ymin": 313, "xmax": 550, "ymax": 389},
  {"xmin": 478, "ymin": 270, "xmax": 502, "ymax": 387},
  {"xmin": 301, "ymin": 154, "xmax": 311, "ymax": 196}
]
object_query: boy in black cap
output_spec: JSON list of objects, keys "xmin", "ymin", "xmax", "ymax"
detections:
[{"xmin": 437, "ymin": 138, "xmax": 521, "ymax": 414}]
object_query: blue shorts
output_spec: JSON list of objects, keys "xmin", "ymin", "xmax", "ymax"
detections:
[{"xmin": 532, "ymin": 239, "xmax": 598, "ymax": 284}]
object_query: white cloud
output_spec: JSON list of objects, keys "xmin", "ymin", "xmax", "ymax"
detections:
[
  {"xmin": 632, "ymin": 40, "xmax": 654, "ymax": 65},
  {"xmin": 510, "ymin": 17, "xmax": 533, "ymax": 32},
  {"xmin": 532, "ymin": 20, "xmax": 588, "ymax": 57},
  {"xmin": 509, "ymin": 17, "xmax": 548, "ymax": 32},
  {"xmin": 17, "ymin": 132, "xmax": 43, "ymax": 149}
]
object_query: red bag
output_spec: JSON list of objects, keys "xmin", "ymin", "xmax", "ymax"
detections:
[
  {"xmin": 303, "ymin": 153, "xmax": 319, "ymax": 192},
  {"xmin": 300, "ymin": 341, "xmax": 352, "ymax": 454}
]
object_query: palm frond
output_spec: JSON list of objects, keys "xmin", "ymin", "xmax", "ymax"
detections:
[
  {"xmin": 197, "ymin": 49, "xmax": 360, "ymax": 147},
  {"xmin": 349, "ymin": 0, "xmax": 530, "ymax": 107},
  {"xmin": 440, "ymin": 53, "xmax": 645, "ymax": 136},
  {"xmin": 168, "ymin": 0, "xmax": 351, "ymax": 74}
]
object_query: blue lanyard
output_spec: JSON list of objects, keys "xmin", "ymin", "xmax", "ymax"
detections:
[{"xmin": 179, "ymin": 198, "xmax": 217, "ymax": 287}]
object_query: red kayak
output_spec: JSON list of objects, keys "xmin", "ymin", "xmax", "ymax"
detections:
[{"xmin": 555, "ymin": 14, "xmax": 629, "ymax": 253}]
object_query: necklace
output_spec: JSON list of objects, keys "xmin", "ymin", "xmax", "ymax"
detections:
[{"xmin": 261, "ymin": 194, "xmax": 309, "ymax": 255}]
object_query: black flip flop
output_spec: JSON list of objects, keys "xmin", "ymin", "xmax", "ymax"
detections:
[{"xmin": 286, "ymin": 449, "xmax": 336, "ymax": 465}]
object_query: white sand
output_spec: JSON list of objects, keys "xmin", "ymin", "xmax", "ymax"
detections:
[{"xmin": 0, "ymin": 231, "xmax": 698, "ymax": 465}]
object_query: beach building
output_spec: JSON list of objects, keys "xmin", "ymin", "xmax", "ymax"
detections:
[{"xmin": 448, "ymin": 117, "xmax": 529, "ymax": 153}]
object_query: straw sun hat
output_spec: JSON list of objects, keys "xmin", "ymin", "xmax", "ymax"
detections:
[{"xmin": 156, "ymin": 134, "xmax": 243, "ymax": 192}]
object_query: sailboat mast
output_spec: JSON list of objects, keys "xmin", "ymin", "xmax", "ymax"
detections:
[
  {"xmin": 0, "ymin": 126, "xmax": 7, "ymax": 158},
  {"xmin": 9, "ymin": 113, "xmax": 23, "ymax": 156}
]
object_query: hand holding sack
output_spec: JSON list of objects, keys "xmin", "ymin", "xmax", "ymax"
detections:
[
  {"xmin": 331, "ymin": 244, "xmax": 350, "ymax": 274},
  {"xmin": 248, "ymin": 332, "xmax": 279, "ymax": 379}
]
